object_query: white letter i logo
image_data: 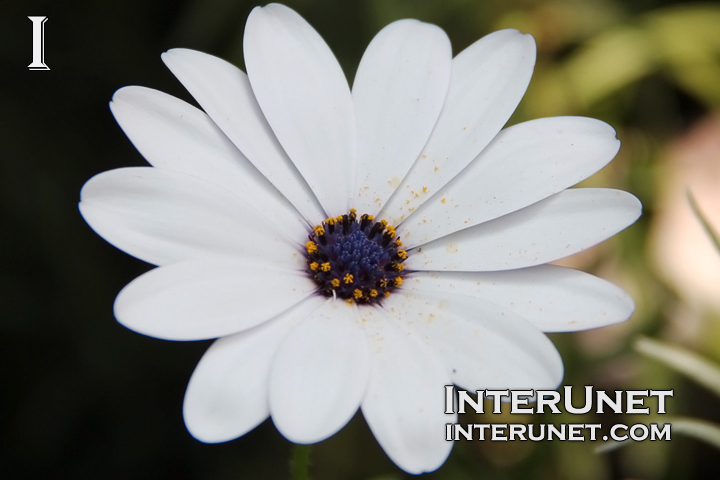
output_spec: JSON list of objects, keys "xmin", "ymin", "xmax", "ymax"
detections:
[{"xmin": 28, "ymin": 16, "xmax": 50, "ymax": 70}]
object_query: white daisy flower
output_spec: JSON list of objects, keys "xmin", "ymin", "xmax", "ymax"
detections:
[{"xmin": 79, "ymin": 3, "xmax": 641, "ymax": 474}]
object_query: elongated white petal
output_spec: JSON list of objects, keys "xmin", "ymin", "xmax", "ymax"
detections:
[
  {"xmin": 360, "ymin": 307, "xmax": 454, "ymax": 474},
  {"xmin": 114, "ymin": 261, "xmax": 316, "ymax": 340},
  {"xmin": 404, "ymin": 266, "xmax": 634, "ymax": 332},
  {"xmin": 244, "ymin": 4, "xmax": 355, "ymax": 215},
  {"xmin": 79, "ymin": 167, "xmax": 302, "ymax": 266},
  {"xmin": 383, "ymin": 290, "xmax": 564, "ymax": 391},
  {"xmin": 183, "ymin": 296, "xmax": 326, "ymax": 443},
  {"xmin": 406, "ymin": 189, "xmax": 641, "ymax": 271},
  {"xmin": 402, "ymin": 117, "xmax": 621, "ymax": 245},
  {"xmin": 270, "ymin": 300, "xmax": 370, "ymax": 443},
  {"xmin": 380, "ymin": 29, "xmax": 536, "ymax": 225},
  {"xmin": 352, "ymin": 20, "xmax": 451, "ymax": 215},
  {"xmin": 110, "ymin": 86, "xmax": 309, "ymax": 239},
  {"xmin": 161, "ymin": 49, "xmax": 326, "ymax": 224}
]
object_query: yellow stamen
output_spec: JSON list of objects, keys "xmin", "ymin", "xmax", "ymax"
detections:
[
  {"xmin": 346, "ymin": 298, "xmax": 355, "ymax": 305},
  {"xmin": 395, "ymin": 239, "xmax": 403, "ymax": 246},
  {"xmin": 380, "ymin": 220, "xmax": 388, "ymax": 227},
  {"xmin": 369, "ymin": 289, "xmax": 378, "ymax": 298},
  {"xmin": 384, "ymin": 291, "xmax": 391, "ymax": 297},
  {"xmin": 321, "ymin": 262, "xmax": 331, "ymax": 272},
  {"xmin": 397, "ymin": 250, "xmax": 407, "ymax": 259},
  {"xmin": 396, "ymin": 264, "xmax": 405, "ymax": 271},
  {"xmin": 343, "ymin": 273, "xmax": 354, "ymax": 284},
  {"xmin": 394, "ymin": 277, "xmax": 403, "ymax": 286},
  {"xmin": 326, "ymin": 217, "xmax": 336, "ymax": 225},
  {"xmin": 350, "ymin": 208, "xmax": 357, "ymax": 213},
  {"xmin": 306, "ymin": 241, "xmax": 317, "ymax": 254},
  {"xmin": 353, "ymin": 289, "xmax": 363, "ymax": 299},
  {"xmin": 309, "ymin": 262, "xmax": 319, "ymax": 271},
  {"xmin": 331, "ymin": 278, "xmax": 340, "ymax": 287},
  {"xmin": 379, "ymin": 279, "xmax": 388, "ymax": 288}
]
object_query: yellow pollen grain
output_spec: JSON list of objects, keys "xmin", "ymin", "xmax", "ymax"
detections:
[
  {"xmin": 343, "ymin": 273, "xmax": 354, "ymax": 284},
  {"xmin": 331, "ymin": 278, "xmax": 340, "ymax": 287},
  {"xmin": 423, "ymin": 186, "xmax": 427, "ymax": 193},
  {"xmin": 441, "ymin": 198, "xmax": 446, "ymax": 204},
  {"xmin": 306, "ymin": 241, "xmax": 317, "ymax": 254},
  {"xmin": 346, "ymin": 298, "xmax": 355, "ymax": 305},
  {"xmin": 321, "ymin": 262, "xmax": 331, "ymax": 272},
  {"xmin": 384, "ymin": 291, "xmax": 391, "ymax": 297},
  {"xmin": 353, "ymin": 289, "xmax": 363, "ymax": 299},
  {"xmin": 369, "ymin": 289, "xmax": 378, "ymax": 297},
  {"xmin": 434, "ymin": 167, "xmax": 438, "ymax": 171},
  {"xmin": 309, "ymin": 262, "xmax": 319, "ymax": 271}
]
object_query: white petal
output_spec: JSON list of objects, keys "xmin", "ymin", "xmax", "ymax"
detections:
[
  {"xmin": 352, "ymin": 20, "xmax": 451, "ymax": 215},
  {"xmin": 359, "ymin": 307, "xmax": 454, "ymax": 474},
  {"xmin": 244, "ymin": 4, "xmax": 355, "ymax": 215},
  {"xmin": 380, "ymin": 29, "xmax": 536, "ymax": 224},
  {"xmin": 109, "ymin": 86, "xmax": 309, "ymax": 240},
  {"xmin": 161, "ymin": 49, "xmax": 326, "ymax": 224},
  {"xmin": 404, "ymin": 266, "xmax": 635, "ymax": 333},
  {"xmin": 270, "ymin": 299, "xmax": 370, "ymax": 444},
  {"xmin": 183, "ymin": 295, "xmax": 326, "ymax": 443},
  {"xmin": 114, "ymin": 261, "xmax": 317, "ymax": 340},
  {"xmin": 401, "ymin": 117, "xmax": 621, "ymax": 245},
  {"xmin": 406, "ymin": 188, "xmax": 642, "ymax": 271},
  {"xmin": 79, "ymin": 167, "xmax": 302, "ymax": 266},
  {"xmin": 383, "ymin": 290, "xmax": 564, "ymax": 391}
]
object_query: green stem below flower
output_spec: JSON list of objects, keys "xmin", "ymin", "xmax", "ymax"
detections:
[{"xmin": 291, "ymin": 444, "xmax": 311, "ymax": 480}]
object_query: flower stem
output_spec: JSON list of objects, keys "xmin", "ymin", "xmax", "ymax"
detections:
[{"xmin": 291, "ymin": 444, "xmax": 311, "ymax": 480}]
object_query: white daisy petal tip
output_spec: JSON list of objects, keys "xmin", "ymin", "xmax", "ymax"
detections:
[
  {"xmin": 81, "ymin": 3, "xmax": 642, "ymax": 475},
  {"xmin": 269, "ymin": 300, "xmax": 370, "ymax": 444}
]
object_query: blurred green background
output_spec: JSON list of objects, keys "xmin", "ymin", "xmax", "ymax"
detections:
[{"xmin": 2, "ymin": 0, "xmax": 720, "ymax": 478}]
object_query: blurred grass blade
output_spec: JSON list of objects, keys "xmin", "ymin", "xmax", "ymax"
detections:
[
  {"xmin": 688, "ymin": 190, "xmax": 720, "ymax": 253},
  {"xmin": 595, "ymin": 438, "xmax": 628, "ymax": 454},
  {"xmin": 672, "ymin": 418, "xmax": 720, "ymax": 449},
  {"xmin": 563, "ymin": 26, "xmax": 655, "ymax": 108},
  {"xmin": 634, "ymin": 336, "xmax": 720, "ymax": 397}
]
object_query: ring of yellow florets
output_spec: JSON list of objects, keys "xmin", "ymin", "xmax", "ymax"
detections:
[{"xmin": 306, "ymin": 209, "xmax": 407, "ymax": 305}]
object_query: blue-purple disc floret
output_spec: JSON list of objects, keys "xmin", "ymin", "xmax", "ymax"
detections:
[{"xmin": 305, "ymin": 210, "xmax": 407, "ymax": 304}]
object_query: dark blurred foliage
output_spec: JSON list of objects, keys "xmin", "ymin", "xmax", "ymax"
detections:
[{"xmin": 1, "ymin": 0, "xmax": 719, "ymax": 479}]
